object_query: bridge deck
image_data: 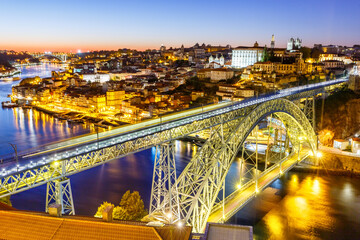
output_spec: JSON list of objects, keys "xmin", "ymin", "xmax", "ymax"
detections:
[
  {"xmin": 2, "ymin": 78, "xmax": 345, "ymax": 171},
  {"xmin": 208, "ymin": 149, "xmax": 310, "ymax": 223},
  {"xmin": 0, "ymin": 79, "xmax": 345, "ymax": 196}
]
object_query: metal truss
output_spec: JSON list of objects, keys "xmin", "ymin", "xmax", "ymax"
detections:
[
  {"xmin": 210, "ymin": 114, "xmax": 296, "ymax": 220},
  {"xmin": 237, "ymin": 126, "xmax": 262, "ymax": 191},
  {"xmin": 46, "ymin": 178, "xmax": 75, "ymax": 215},
  {"xmin": 0, "ymin": 81, "xmax": 342, "ymax": 199},
  {"xmin": 303, "ymin": 96, "xmax": 316, "ymax": 130},
  {"xmin": 0, "ymin": 103, "xmax": 257, "ymax": 198},
  {"xmin": 149, "ymin": 142, "xmax": 180, "ymax": 223},
  {"xmin": 173, "ymin": 98, "xmax": 317, "ymax": 233}
]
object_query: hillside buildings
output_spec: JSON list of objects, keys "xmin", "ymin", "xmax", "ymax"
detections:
[{"xmin": 6, "ymin": 38, "xmax": 360, "ymax": 126}]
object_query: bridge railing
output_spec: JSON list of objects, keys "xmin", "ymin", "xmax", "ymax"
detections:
[
  {"xmin": 211, "ymin": 151, "xmax": 311, "ymax": 221},
  {"xmin": 211, "ymin": 151, "xmax": 297, "ymax": 214},
  {"xmin": 0, "ymin": 78, "xmax": 347, "ymax": 169}
]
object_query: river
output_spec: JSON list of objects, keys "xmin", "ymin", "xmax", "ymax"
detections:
[{"xmin": 0, "ymin": 64, "xmax": 359, "ymax": 240}]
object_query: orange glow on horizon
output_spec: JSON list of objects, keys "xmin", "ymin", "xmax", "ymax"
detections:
[{"xmin": 1, "ymin": 43, "xmax": 159, "ymax": 53}]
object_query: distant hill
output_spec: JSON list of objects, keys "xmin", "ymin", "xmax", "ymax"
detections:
[{"xmin": 0, "ymin": 52, "xmax": 35, "ymax": 67}]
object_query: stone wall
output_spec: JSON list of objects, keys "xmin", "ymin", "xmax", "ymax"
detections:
[
  {"xmin": 320, "ymin": 98, "xmax": 360, "ymax": 138},
  {"xmin": 301, "ymin": 150, "xmax": 360, "ymax": 175}
]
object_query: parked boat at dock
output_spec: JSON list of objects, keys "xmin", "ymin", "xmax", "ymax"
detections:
[{"xmin": 1, "ymin": 101, "xmax": 18, "ymax": 108}]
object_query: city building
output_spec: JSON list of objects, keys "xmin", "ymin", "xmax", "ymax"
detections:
[
  {"xmin": 350, "ymin": 137, "xmax": 360, "ymax": 154},
  {"xmin": 82, "ymin": 73, "xmax": 110, "ymax": 83},
  {"xmin": 231, "ymin": 42, "xmax": 263, "ymax": 69},
  {"xmin": 106, "ymin": 90, "xmax": 125, "ymax": 109},
  {"xmin": 333, "ymin": 139, "xmax": 349, "ymax": 150},
  {"xmin": 191, "ymin": 91, "xmax": 205, "ymax": 101},
  {"xmin": 349, "ymin": 73, "xmax": 360, "ymax": 91},
  {"xmin": 208, "ymin": 54, "xmax": 225, "ymax": 68},
  {"xmin": 287, "ymin": 37, "xmax": 302, "ymax": 52},
  {"xmin": 197, "ymin": 68, "xmax": 234, "ymax": 82},
  {"xmin": 322, "ymin": 60, "xmax": 345, "ymax": 70}
]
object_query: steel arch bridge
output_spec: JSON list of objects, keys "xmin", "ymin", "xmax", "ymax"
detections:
[
  {"xmin": 0, "ymin": 78, "xmax": 347, "ymax": 229},
  {"xmin": 149, "ymin": 98, "xmax": 317, "ymax": 232},
  {"xmin": 31, "ymin": 53, "xmax": 67, "ymax": 62}
]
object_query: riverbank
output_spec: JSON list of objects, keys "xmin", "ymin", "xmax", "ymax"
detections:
[
  {"xmin": 293, "ymin": 163, "xmax": 360, "ymax": 177},
  {"xmin": 33, "ymin": 105, "xmax": 124, "ymax": 128},
  {"xmin": 12, "ymin": 63, "xmax": 41, "ymax": 68},
  {"xmin": 0, "ymin": 69, "xmax": 21, "ymax": 78},
  {"xmin": 294, "ymin": 149, "xmax": 360, "ymax": 177}
]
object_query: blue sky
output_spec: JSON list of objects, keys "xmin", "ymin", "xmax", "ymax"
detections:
[{"xmin": 1, "ymin": 0, "xmax": 359, "ymax": 52}]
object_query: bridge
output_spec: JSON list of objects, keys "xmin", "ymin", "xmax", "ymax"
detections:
[
  {"xmin": 0, "ymin": 77, "xmax": 347, "ymax": 232},
  {"xmin": 30, "ymin": 52, "xmax": 67, "ymax": 62}
]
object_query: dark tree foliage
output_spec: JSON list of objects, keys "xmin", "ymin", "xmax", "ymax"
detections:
[
  {"xmin": 261, "ymin": 46, "xmax": 270, "ymax": 62},
  {"xmin": 300, "ymin": 47, "xmax": 311, "ymax": 59},
  {"xmin": 173, "ymin": 60, "xmax": 190, "ymax": 68},
  {"xmin": 0, "ymin": 196, "xmax": 12, "ymax": 206},
  {"xmin": 311, "ymin": 48, "xmax": 323, "ymax": 60},
  {"xmin": 185, "ymin": 76, "xmax": 205, "ymax": 91}
]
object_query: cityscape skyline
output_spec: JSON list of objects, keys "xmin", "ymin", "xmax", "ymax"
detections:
[
  {"xmin": 1, "ymin": 0, "xmax": 360, "ymax": 238},
  {"xmin": 1, "ymin": 0, "xmax": 360, "ymax": 52}
]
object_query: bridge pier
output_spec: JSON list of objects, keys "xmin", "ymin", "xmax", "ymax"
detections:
[
  {"xmin": 303, "ymin": 96, "xmax": 316, "ymax": 131},
  {"xmin": 149, "ymin": 141, "xmax": 180, "ymax": 224},
  {"xmin": 45, "ymin": 178, "xmax": 75, "ymax": 215}
]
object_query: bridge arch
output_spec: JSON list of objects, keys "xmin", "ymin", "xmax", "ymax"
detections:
[
  {"xmin": 32, "ymin": 54, "xmax": 66, "ymax": 62},
  {"xmin": 38, "ymin": 54, "xmax": 64, "ymax": 62},
  {"xmin": 175, "ymin": 98, "xmax": 317, "ymax": 232}
]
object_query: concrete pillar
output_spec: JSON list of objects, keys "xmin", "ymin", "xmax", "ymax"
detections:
[
  {"xmin": 48, "ymin": 203, "xmax": 62, "ymax": 217},
  {"xmin": 102, "ymin": 205, "xmax": 114, "ymax": 222}
]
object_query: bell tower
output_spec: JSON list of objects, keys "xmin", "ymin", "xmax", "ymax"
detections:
[{"xmin": 271, "ymin": 34, "xmax": 275, "ymax": 49}]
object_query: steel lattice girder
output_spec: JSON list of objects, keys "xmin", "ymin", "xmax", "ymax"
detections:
[
  {"xmin": 46, "ymin": 178, "xmax": 75, "ymax": 215},
  {"xmin": 174, "ymin": 98, "xmax": 317, "ymax": 233},
  {"xmin": 0, "ymin": 104, "xmax": 256, "ymax": 197},
  {"xmin": 149, "ymin": 142, "xmax": 181, "ymax": 223},
  {"xmin": 209, "ymin": 113, "xmax": 305, "ymax": 220},
  {"xmin": 0, "ymin": 86, "xmax": 324, "ymax": 198}
]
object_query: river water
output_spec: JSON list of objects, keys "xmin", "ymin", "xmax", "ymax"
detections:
[{"xmin": 0, "ymin": 64, "xmax": 359, "ymax": 240}]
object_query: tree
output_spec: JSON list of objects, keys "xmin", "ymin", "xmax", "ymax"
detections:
[
  {"xmin": 300, "ymin": 47, "xmax": 311, "ymax": 60},
  {"xmin": 113, "ymin": 206, "xmax": 128, "ymax": 220},
  {"xmin": 311, "ymin": 48, "xmax": 323, "ymax": 61},
  {"xmin": 119, "ymin": 190, "xmax": 147, "ymax": 221},
  {"xmin": 185, "ymin": 76, "xmax": 205, "ymax": 91},
  {"xmin": 0, "ymin": 196, "xmax": 11, "ymax": 206},
  {"xmin": 261, "ymin": 46, "xmax": 270, "ymax": 62},
  {"xmin": 94, "ymin": 201, "xmax": 114, "ymax": 218},
  {"xmin": 94, "ymin": 191, "xmax": 147, "ymax": 221}
]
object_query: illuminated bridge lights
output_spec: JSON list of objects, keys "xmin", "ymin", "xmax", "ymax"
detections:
[{"xmin": 0, "ymin": 78, "xmax": 348, "ymax": 232}]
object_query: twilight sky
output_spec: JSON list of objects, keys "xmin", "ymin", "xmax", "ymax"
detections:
[{"xmin": 1, "ymin": 0, "xmax": 359, "ymax": 52}]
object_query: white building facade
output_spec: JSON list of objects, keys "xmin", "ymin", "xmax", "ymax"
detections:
[
  {"xmin": 231, "ymin": 46, "xmax": 263, "ymax": 69},
  {"xmin": 82, "ymin": 73, "xmax": 110, "ymax": 83}
]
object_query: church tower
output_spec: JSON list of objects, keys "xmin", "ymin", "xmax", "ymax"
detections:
[{"xmin": 271, "ymin": 34, "xmax": 275, "ymax": 49}]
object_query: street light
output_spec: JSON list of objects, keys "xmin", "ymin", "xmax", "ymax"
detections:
[
  {"xmin": 9, "ymin": 143, "xmax": 18, "ymax": 163},
  {"xmin": 96, "ymin": 125, "xmax": 100, "ymax": 149}
]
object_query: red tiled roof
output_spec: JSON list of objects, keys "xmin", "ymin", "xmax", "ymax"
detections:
[{"xmin": 0, "ymin": 210, "xmax": 191, "ymax": 240}]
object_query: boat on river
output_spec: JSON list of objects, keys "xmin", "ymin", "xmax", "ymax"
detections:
[
  {"xmin": 0, "ymin": 76, "xmax": 20, "ymax": 81},
  {"xmin": 1, "ymin": 101, "xmax": 18, "ymax": 108}
]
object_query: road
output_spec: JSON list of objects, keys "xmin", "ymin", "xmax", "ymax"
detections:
[
  {"xmin": 319, "ymin": 145, "xmax": 360, "ymax": 158},
  {"xmin": 208, "ymin": 148, "xmax": 311, "ymax": 223},
  {"xmin": 0, "ymin": 78, "xmax": 346, "ymax": 175}
]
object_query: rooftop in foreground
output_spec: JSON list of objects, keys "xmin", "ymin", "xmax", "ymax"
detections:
[{"xmin": 0, "ymin": 203, "xmax": 191, "ymax": 240}]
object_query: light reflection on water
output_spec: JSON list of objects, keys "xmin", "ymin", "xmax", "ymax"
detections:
[
  {"xmin": 1, "ymin": 64, "xmax": 360, "ymax": 239},
  {"xmin": 230, "ymin": 172, "xmax": 360, "ymax": 240},
  {"xmin": 0, "ymin": 63, "xmax": 91, "ymax": 156}
]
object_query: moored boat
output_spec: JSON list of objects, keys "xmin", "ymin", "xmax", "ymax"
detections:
[{"xmin": 1, "ymin": 101, "xmax": 18, "ymax": 108}]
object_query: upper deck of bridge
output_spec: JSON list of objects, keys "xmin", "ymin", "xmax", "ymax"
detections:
[{"xmin": 0, "ymin": 77, "xmax": 347, "ymax": 176}]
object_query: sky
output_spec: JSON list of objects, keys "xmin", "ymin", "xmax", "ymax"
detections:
[{"xmin": 1, "ymin": 0, "xmax": 360, "ymax": 52}]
